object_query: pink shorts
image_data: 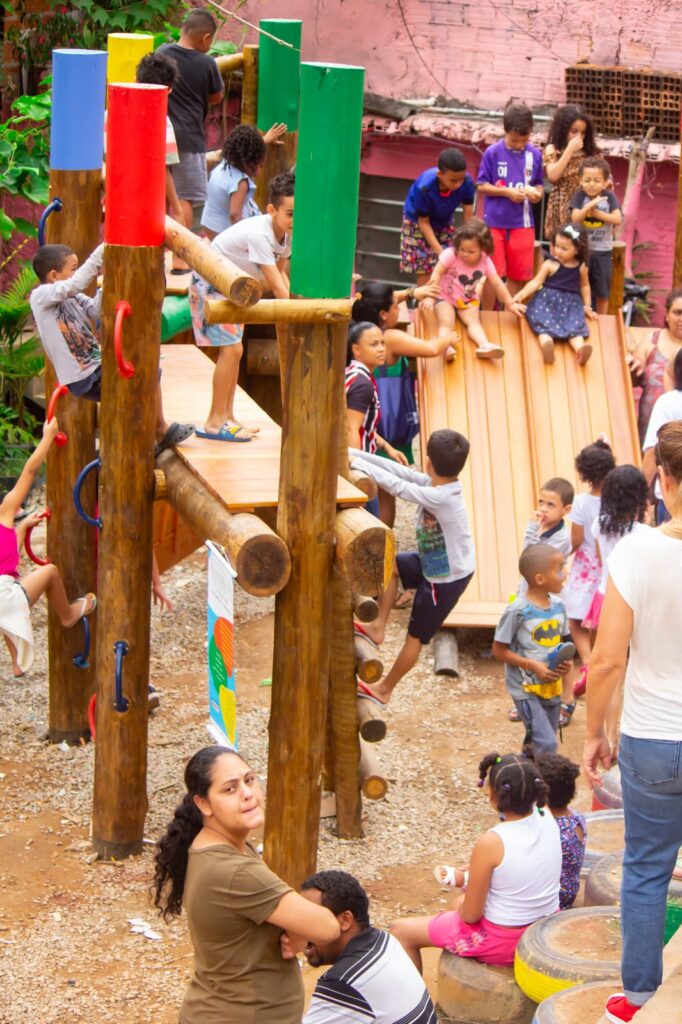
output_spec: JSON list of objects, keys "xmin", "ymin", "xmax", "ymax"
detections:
[
  {"xmin": 427, "ymin": 911, "xmax": 528, "ymax": 967},
  {"xmin": 490, "ymin": 226, "xmax": 535, "ymax": 282}
]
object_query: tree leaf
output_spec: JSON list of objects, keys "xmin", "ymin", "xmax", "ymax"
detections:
[
  {"xmin": 11, "ymin": 218, "xmax": 37, "ymax": 239},
  {"xmin": 0, "ymin": 209, "xmax": 16, "ymax": 241}
]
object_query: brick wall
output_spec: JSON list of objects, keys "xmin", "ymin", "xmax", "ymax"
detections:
[
  {"xmin": 233, "ymin": 0, "xmax": 681, "ymax": 109},
  {"xmin": 2, "ymin": 0, "xmax": 53, "ymax": 107}
]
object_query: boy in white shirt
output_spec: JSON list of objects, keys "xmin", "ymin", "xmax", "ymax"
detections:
[{"xmin": 189, "ymin": 170, "xmax": 294, "ymax": 442}]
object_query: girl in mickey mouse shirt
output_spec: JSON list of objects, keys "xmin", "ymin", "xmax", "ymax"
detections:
[{"xmin": 424, "ymin": 219, "xmax": 523, "ymax": 361}]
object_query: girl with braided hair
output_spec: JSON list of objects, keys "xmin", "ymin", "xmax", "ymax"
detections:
[{"xmin": 391, "ymin": 751, "xmax": 561, "ymax": 972}]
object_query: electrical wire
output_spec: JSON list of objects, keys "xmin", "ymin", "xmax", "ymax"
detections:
[
  {"xmin": 202, "ymin": 0, "xmax": 299, "ymax": 50},
  {"xmin": 394, "ymin": 0, "xmax": 453, "ymax": 99}
]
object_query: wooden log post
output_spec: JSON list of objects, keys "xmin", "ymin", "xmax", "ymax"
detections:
[
  {"xmin": 92, "ymin": 82, "xmax": 167, "ymax": 860},
  {"xmin": 433, "ymin": 629, "xmax": 460, "ymax": 678},
  {"xmin": 608, "ymin": 240, "xmax": 626, "ymax": 315},
  {"xmin": 354, "ymin": 633, "xmax": 383, "ymax": 683},
  {"xmin": 264, "ymin": 61, "xmax": 365, "ymax": 887},
  {"xmin": 254, "ymin": 19, "xmax": 301, "ymax": 211},
  {"xmin": 205, "ymin": 297, "xmax": 353, "ymax": 324},
  {"xmin": 216, "ymin": 51, "xmax": 244, "ymax": 77},
  {"xmin": 241, "ymin": 45, "xmax": 258, "ymax": 126},
  {"xmin": 349, "ymin": 468, "xmax": 378, "ymax": 500},
  {"xmin": 246, "ymin": 336, "xmax": 280, "ymax": 376},
  {"xmin": 352, "ymin": 593, "xmax": 379, "ymax": 623},
  {"xmin": 328, "ymin": 572, "xmax": 363, "ymax": 836},
  {"xmin": 157, "ymin": 450, "xmax": 290, "ymax": 596},
  {"xmin": 334, "ymin": 507, "xmax": 395, "ymax": 596},
  {"xmin": 357, "ymin": 698, "xmax": 387, "ymax": 742},
  {"xmin": 164, "ymin": 216, "xmax": 262, "ymax": 307},
  {"xmin": 359, "ymin": 737, "xmax": 388, "ymax": 801},
  {"xmin": 45, "ymin": 48, "xmax": 107, "ymax": 742}
]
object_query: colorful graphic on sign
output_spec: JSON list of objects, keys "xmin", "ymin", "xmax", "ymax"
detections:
[{"xmin": 206, "ymin": 542, "xmax": 238, "ymax": 748}]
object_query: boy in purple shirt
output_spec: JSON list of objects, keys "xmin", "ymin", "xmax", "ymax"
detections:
[
  {"xmin": 477, "ymin": 104, "xmax": 543, "ymax": 294},
  {"xmin": 400, "ymin": 148, "xmax": 475, "ymax": 284}
]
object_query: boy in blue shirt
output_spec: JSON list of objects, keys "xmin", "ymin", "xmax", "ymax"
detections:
[
  {"xmin": 477, "ymin": 103, "xmax": 543, "ymax": 296},
  {"xmin": 400, "ymin": 148, "xmax": 475, "ymax": 284}
]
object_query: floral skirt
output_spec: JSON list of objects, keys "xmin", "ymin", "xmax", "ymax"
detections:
[
  {"xmin": 564, "ymin": 546, "xmax": 601, "ymax": 619},
  {"xmin": 399, "ymin": 217, "xmax": 457, "ymax": 275}
]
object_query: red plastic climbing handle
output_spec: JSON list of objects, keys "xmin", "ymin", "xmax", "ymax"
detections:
[
  {"xmin": 24, "ymin": 508, "xmax": 52, "ymax": 566},
  {"xmin": 47, "ymin": 384, "xmax": 68, "ymax": 446},
  {"xmin": 114, "ymin": 300, "xmax": 135, "ymax": 378}
]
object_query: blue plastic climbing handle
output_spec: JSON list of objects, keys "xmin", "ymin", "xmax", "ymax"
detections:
[
  {"xmin": 37, "ymin": 197, "xmax": 63, "ymax": 246},
  {"xmin": 73, "ymin": 616, "xmax": 91, "ymax": 670},
  {"xmin": 73, "ymin": 457, "xmax": 102, "ymax": 529},
  {"xmin": 113, "ymin": 640, "xmax": 129, "ymax": 712}
]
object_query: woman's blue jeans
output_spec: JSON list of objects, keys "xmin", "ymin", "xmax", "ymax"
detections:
[{"xmin": 619, "ymin": 733, "xmax": 682, "ymax": 1004}]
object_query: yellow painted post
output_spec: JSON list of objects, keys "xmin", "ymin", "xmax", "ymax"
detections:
[{"xmin": 107, "ymin": 33, "xmax": 153, "ymax": 83}]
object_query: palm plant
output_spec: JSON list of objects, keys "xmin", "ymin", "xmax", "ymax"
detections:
[{"xmin": 0, "ymin": 262, "xmax": 43, "ymax": 480}]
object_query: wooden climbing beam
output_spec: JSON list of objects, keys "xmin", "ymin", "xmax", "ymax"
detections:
[
  {"xmin": 164, "ymin": 215, "xmax": 262, "ymax": 307},
  {"xmin": 45, "ymin": 48, "xmax": 107, "ymax": 743},
  {"xmin": 215, "ymin": 51, "xmax": 244, "ymax": 76},
  {"xmin": 157, "ymin": 450, "xmax": 290, "ymax": 597},
  {"xmin": 205, "ymin": 297, "xmax": 352, "ymax": 325},
  {"xmin": 334, "ymin": 507, "xmax": 394, "ymax": 595}
]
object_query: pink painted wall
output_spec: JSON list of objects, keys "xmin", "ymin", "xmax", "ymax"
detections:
[
  {"xmin": 230, "ymin": 0, "xmax": 679, "ymax": 108},
  {"xmin": 360, "ymin": 134, "xmax": 676, "ymax": 322}
]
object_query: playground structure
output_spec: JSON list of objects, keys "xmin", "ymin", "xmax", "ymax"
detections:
[{"xmin": 40, "ymin": 30, "xmax": 398, "ymax": 883}]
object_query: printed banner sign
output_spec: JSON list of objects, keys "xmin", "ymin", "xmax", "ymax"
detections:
[{"xmin": 206, "ymin": 542, "xmax": 238, "ymax": 749}]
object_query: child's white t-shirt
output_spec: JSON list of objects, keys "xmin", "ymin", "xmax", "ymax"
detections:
[
  {"xmin": 569, "ymin": 493, "xmax": 601, "ymax": 554},
  {"xmin": 212, "ymin": 214, "xmax": 290, "ymax": 283},
  {"xmin": 592, "ymin": 520, "xmax": 649, "ymax": 595}
]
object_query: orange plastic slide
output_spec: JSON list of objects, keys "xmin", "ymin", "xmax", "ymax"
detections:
[{"xmin": 417, "ymin": 312, "xmax": 641, "ymax": 629}]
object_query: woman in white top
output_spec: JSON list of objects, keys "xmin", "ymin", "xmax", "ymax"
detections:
[
  {"xmin": 392, "ymin": 751, "xmax": 561, "ymax": 972},
  {"xmin": 584, "ymin": 420, "xmax": 682, "ymax": 1024},
  {"xmin": 642, "ymin": 348, "xmax": 682, "ymax": 525}
]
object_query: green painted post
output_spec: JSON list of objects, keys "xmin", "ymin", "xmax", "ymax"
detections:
[
  {"xmin": 290, "ymin": 63, "xmax": 365, "ymax": 299},
  {"xmin": 257, "ymin": 19, "xmax": 302, "ymax": 132}
]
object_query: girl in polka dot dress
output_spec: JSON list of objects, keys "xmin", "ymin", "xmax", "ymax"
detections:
[{"xmin": 514, "ymin": 224, "xmax": 597, "ymax": 365}]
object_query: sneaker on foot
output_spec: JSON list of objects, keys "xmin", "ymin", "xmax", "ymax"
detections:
[{"xmin": 605, "ymin": 994, "xmax": 643, "ymax": 1023}]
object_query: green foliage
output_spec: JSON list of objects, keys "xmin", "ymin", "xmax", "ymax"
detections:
[
  {"xmin": 0, "ymin": 264, "xmax": 43, "ymax": 479},
  {"xmin": 0, "ymin": 83, "xmax": 51, "ymax": 240},
  {"xmin": 0, "ymin": 403, "xmax": 39, "ymax": 481}
]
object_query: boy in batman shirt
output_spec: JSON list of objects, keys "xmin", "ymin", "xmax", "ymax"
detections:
[{"xmin": 493, "ymin": 544, "xmax": 574, "ymax": 753}]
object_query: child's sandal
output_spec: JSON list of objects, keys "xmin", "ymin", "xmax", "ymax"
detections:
[{"xmin": 559, "ymin": 700, "xmax": 576, "ymax": 728}]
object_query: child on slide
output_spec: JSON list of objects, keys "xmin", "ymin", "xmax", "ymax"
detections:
[
  {"xmin": 393, "ymin": 751, "xmax": 561, "ymax": 971},
  {"xmin": 0, "ymin": 419, "xmax": 96, "ymax": 676},
  {"xmin": 514, "ymin": 223, "xmax": 597, "ymax": 365},
  {"xmin": 423, "ymin": 218, "xmax": 524, "ymax": 360}
]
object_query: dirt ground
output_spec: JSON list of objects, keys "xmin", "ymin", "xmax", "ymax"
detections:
[{"xmin": 0, "ymin": 509, "xmax": 593, "ymax": 1024}]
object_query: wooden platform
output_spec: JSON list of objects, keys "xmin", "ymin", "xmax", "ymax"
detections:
[
  {"xmin": 154, "ymin": 345, "xmax": 365, "ymax": 572},
  {"xmin": 418, "ymin": 312, "xmax": 641, "ymax": 629}
]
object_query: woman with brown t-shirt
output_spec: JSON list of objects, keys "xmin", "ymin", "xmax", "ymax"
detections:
[{"xmin": 153, "ymin": 746, "xmax": 340, "ymax": 1024}]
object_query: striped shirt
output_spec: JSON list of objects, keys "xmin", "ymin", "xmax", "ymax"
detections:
[
  {"xmin": 304, "ymin": 928, "xmax": 437, "ymax": 1024},
  {"xmin": 345, "ymin": 360, "xmax": 381, "ymax": 454}
]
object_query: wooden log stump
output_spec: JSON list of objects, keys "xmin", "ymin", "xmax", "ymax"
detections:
[
  {"xmin": 359, "ymin": 737, "xmax": 388, "ymax": 800},
  {"xmin": 216, "ymin": 51, "xmax": 244, "ymax": 76},
  {"xmin": 157, "ymin": 450, "xmax": 290, "ymax": 597},
  {"xmin": 335, "ymin": 507, "xmax": 395, "ymax": 596},
  {"xmin": 205, "ymin": 296, "xmax": 353, "ymax": 325},
  {"xmin": 438, "ymin": 952, "xmax": 536, "ymax": 1024},
  {"xmin": 348, "ymin": 469, "xmax": 377, "ymax": 500},
  {"xmin": 45, "ymin": 167, "xmax": 101, "ymax": 743},
  {"xmin": 352, "ymin": 593, "xmax": 379, "ymax": 623},
  {"xmin": 246, "ymin": 336, "xmax": 280, "ymax": 376},
  {"xmin": 356, "ymin": 697, "xmax": 387, "ymax": 742},
  {"xmin": 354, "ymin": 632, "xmax": 383, "ymax": 683},
  {"xmin": 433, "ymin": 629, "xmax": 460, "ymax": 677},
  {"xmin": 164, "ymin": 216, "xmax": 261, "ymax": 307}
]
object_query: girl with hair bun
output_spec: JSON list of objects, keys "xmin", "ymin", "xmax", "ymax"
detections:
[
  {"xmin": 153, "ymin": 746, "xmax": 339, "ymax": 1023},
  {"xmin": 391, "ymin": 751, "xmax": 561, "ymax": 972}
]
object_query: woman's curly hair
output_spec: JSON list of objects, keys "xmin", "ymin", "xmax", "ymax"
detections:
[
  {"xmin": 535, "ymin": 751, "xmax": 580, "ymax": 809},
  {"xmin": 598, "ymin": 465, "xmax": 648, "ymax": 537},
  {"xmin": 547, "ymin": 104, "xmax": 598, "ymax": 156},
  {"xmin": 221, "ymin": 125, "xmax": 266, "ymax": 174}
]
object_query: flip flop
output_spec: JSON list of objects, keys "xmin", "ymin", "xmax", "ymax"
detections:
[
  {"xmin": 155, "ymin": 422, "xmax": 196, "ymax": 457},
  {"xmin": 70, "ymin": 593, "xmax": 97, "ymax": 627},
  {"xmin": 434, "ymin": 864, "xmax": 458, "ymax": 888},
  {"xmin": 476, "ymin": 345, "xmax": 504, "ymax": 359},
  {"xmin": 354, "ymin": 622, "xmax": 379, "ymax": 647},
  {"xmin": 559, "ymin": 701, "xmax": 576, "ymax": 728},
  {"xmin": 195, "ymin": 422, "xmax": 252, "ymax": 443},
  {"xmin": 356, "ymin": 679, "xmax": 387, "ymax": 708}
]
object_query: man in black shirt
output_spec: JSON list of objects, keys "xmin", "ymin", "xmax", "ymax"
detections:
[{"xmin": 158, "ymin": 9, "xmax": 224, "ymax": 268}]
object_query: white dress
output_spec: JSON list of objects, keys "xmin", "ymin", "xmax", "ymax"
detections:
[{"xmin": 564, "ymin": 493, "xmax": 601, "ymax": 619}]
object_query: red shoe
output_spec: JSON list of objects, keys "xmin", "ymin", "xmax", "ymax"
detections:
[
  {"xmin": 573, "ymin": 664, "xmax": 588, "ymax": 698},
  {"xmin": 605, "ymin": 994, "xmax": 643, "ymax": 1023}
]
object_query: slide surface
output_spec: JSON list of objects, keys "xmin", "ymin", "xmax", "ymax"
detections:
[{"xmin": 417, "ymin": 312, "xmax": 641, "ymax": 628}]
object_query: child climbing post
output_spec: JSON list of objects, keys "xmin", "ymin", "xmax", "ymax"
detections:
[
  {"xmin": 569, "ymin": 156, "xmax": 622, "ymax": 315},
  {"xmin": 392, "ymin": 751, "xmax": 561, "ymax": 972},
  {"xmin": 0, "ymin": 419, "xmax": 96, "ymax": 676},
  {"xmin": 400, "ymin": 147, "xmax": 475, "ymax": 285},
  {"xmin": 493, "ymin": 544, "xmax": 575, "ymax": 753},
  {"xmin": 514, "ymin": 224, "xmax": 597, "ymax": 365},
  {"xmin": 29, "ymin": 243, "xmax": 194, "ymax": 455},
  {"xmin": 190, "ymin": 171, "xmax": 294, "ymax": 442},
  {"xmin": 476, "ymin": 103, "xmax": 544, "ymax": 298},
  {"xmin": 350, "ymin": 429, "xmax": 474, "ymax": 705},
  {"xmin": 423, "ymin": 217, "xmax": 524, "ymax": 360}
]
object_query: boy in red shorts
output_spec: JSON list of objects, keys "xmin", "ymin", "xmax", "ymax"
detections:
[{"xmin": 477, "ymin": 103, "xmax": 543, "ymax": 295}]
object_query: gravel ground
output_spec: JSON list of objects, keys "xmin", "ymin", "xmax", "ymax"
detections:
[{"xmin": 0, "ymin": 475, "xmax": 591, "ymax": 1023}]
